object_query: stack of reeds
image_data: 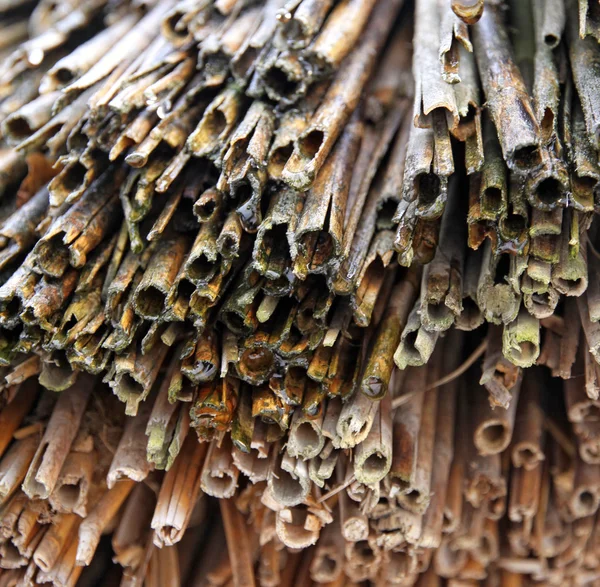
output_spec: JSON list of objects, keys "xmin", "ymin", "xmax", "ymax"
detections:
[{"xmin": 0, "ymin": 0, "xmax": 599, "ymax": 584}]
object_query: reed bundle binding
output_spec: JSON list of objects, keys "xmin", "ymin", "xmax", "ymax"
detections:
[{"xmin": 0, "ymin": 0, "xmax": 599, "ymax": 584}]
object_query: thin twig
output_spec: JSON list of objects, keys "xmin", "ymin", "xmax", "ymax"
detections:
[
  {"xmin": 586, "ymin": 233, "xmax": 600, "ymax": 261},
  {"xmin": 538, "ymin": 405, "xmax": 577, "ymax": 458},
  {"xmin": 317, "ymin": 474, "xmax": 356, "ymax": 503},
  {"xmin": 392, "ymin": 339, "xmax": 488, "ymax": 410}
]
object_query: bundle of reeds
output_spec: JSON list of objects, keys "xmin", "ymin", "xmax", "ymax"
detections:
[{"xmin": 0, "ymin": 0, "xmax": 599, "ymax": 584}]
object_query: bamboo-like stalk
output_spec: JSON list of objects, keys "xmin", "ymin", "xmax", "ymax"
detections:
[
  {"xmin": 336, "ymin": 383, "xmax": 379, "ymax": 449},
  {"xmin": 472, "ymin": 372, "xmax": 521, "ymax": 456},
  {"xmin": 0, "ymin": 380, "xmax": 38, "ymax": 458},
  {"xmin": 281, "ymin": 0, "xmax": 405, "ymax": 191},
  {"xmin": 334, "ymin": 105, "xmax": 407, "ymax": 295},
  {"xmin": 419, "ymin": 176, "xmax": 465, "ymax": 332},
  {"xmin": 108, "ymin": 337, "xmax": 170, "ymax": 416},
  {"xmin": 344, "ymin": 533, "xmax": 381, "ymax": 581},
  {"xmin": 134, "ymin": 235, "xmax": 189, "ymax": 320},
  {"xmin": 511, "ymin": 369, "xmax": 545, "ymax": 469},
  {"xmin": 268, "ymin": 450, "xmax": 311, "ymax": 507},
  {"xmin": 360, "ymin": 275, "xmax": 418, "ymax": 399},
  {"xmin": 49, "ymin": 449, "xmax": 95, "ymax": 517},
  {"xmin": 201, "ymin": 435, "xmax": 239, "ymax": 499},
  {"xmin": 464, "ymin": 449, "xmax": 507, "ymax": 520},
  {"xmin": 0, "ymin": 435, "xmax": 39, "ymax": 506},
  {"xmin": 187, "ymin": 85, "xmax": 246, "ymax": 162},
  {"xmin": 276, "ymin": 498, "xmax": 332, "ymax": 549},
  {"xmin": 112, "ymin": 483, "xmax": 155, "ymax": 574},
  {"xmin": 479, "ymin": 115, "xmax": 507, "ymax": 222},
  {"xmin": 477, "ymin": 243, "xmax": 521, "ymax": 326},
  {"xmin": 76, "ymin": 479, "xmax": 136, "ymax": 566},
  {"xmin": 292, "ymin": 113, "xmax": 362, "ymax": 280},
  {"xmin": 397, "ymin": 366, "xmax": 439, "ymax": 513},
  {"xmin": 353, "ymin": 392, "xmax": 392, "ymax": 485},
  {"xmin": 456, "ymin": 248, "xmax": 485, "ymax": 331},
  {"xmin": 33, "ymin": 513, "xmax": 79, "ymax": 574},
  {"xmin": 394, "ymin": 303, "xmax": 440, "ymax": 369},
  {"xmin": 340, "ymin": 484, "xmax": 369, "ymax": 542},
  {"xmin": 503, "ymin": 306, "xmax": 541, "ymax": 368},
  {"xmin": 567, "ymin": 0, "xmax": 600, "ymax": 150},
  {"xmin": 145, "ymin": 351, "xmax": 183, "ymax": 469},
  {"xmin": 366, "ymin": 19, "xmax": 413, "ymax": 121},
  {"xmin": 414, "ymin": 0, "xmax": 460, "ymax": 134},
  {"xmin": 567, "ymin": 90, "xmax": 600, "ymax": 212},
  {"xmin": 34, "ymin": 170, "xmax": 124, "ymax": 277},
  {"xmin": 472, "ymin": 3, "xmax": 541, "ymax": 170},
  {"xmin": 152, "ymin": 432, "xmax": 208, "ymax": 547},
  {"xmin": 107, "ymin": 392, "xmax": 153, "ymax": 487},
  {"xmin": 568, "ymin": 458, "xmax": 600, "ymax": 519},
  {"xmin": 0, "ymin": 187, "xmax": 48, "ymax": 271},
  {"xmin": 419, "ymin": 338, "xmax": 459, "ymax": 549},
  {"xmin": 22, "ymin": 376, "xmax": 92, "ymax": 500},
  {"xmin": 439, "ymin": 0, "xmax": 472, "ymax": 84},
  {"xmin": 220, "ymin": 497, "xmax": 256, "ymax": 587},
  {"xmin": 287, "ymin": 402, "xmax": 325, "ymax": 460},
  {"xmin": 480, "ymin": 325, "xmax": 520, "ymax": 409},
  {"xmin": 306, "ymin": 0, "xmax": 378, "ymax": 73},
  {"xmin": 66, "ymin": 3, "xmax": 175, "ymax": 97},
  {"xmin": 574, "ymin": 420, "xmax": 600, "ymax": 464},
  {"xmin": 309, "ymin": 514, "xmax": 343, "ymax": 582},
  {"xmin": 509, "ymin": 463, "xmax": 542, "ymax": 526}
]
